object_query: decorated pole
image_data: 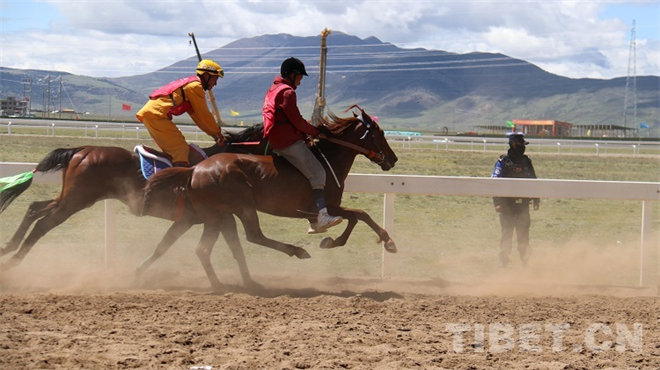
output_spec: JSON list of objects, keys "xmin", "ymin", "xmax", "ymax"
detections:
[
  {"xmin": 312, "ymin": 28, "xmax": 331, "ymax": 126},
  {"xmin": 188, "ymin": 32, "xmax": 223, "ymax": 125}
]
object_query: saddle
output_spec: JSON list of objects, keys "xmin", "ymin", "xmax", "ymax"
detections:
[{"xmin": 134, "ymin": 144, "xmax": 207, "ymax": 179}]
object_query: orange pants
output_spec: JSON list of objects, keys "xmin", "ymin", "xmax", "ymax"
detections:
[{"xmin": 140, "ymin": 113, "xmax": 190, "ymax": 164}]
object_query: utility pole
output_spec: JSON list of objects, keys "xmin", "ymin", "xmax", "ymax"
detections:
[
  {"xmin": 59, "ymin": 75, "xmax": 63, "ymax": 120},
  {"xmin": 46, "ymin": 75, "xmax": 51, "ymax": 118},
  {"xmin": 622, "ymin": 20, "xmax": 637, "ymax": 136},
  {"xmin": 21, "ymin": 78, "xmax": 32, "ymax": 116}
]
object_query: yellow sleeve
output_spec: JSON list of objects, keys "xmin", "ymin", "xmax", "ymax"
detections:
[{"xmin": 185, "ymin": 81, "xmax": 221, "ymax": 137}]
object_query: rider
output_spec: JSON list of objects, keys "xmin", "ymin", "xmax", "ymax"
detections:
[
  {"xmin": 262, "ymin": 57, "xmax": 343, "ymax": 233},
  {"xmin": 137, "ymin": 59, "xmax": 226, "ymax": 167}
]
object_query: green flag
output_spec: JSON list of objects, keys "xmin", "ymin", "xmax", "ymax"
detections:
[
  {"xmin": 1, "ymin": 171, "xmax": 33, "ymax": 192},
  {"xmin": 506, "ymin": 120, "xmax": 514, "ymax": 128}
]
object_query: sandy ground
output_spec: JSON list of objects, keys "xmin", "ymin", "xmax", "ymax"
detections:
[{"xmin": 1, "ymin": 265, "xmax": 659, "ymax": 370}]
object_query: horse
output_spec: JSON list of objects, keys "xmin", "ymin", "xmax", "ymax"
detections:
[
  {"xmin": 142, "ymin": 105, "xmax": 398, "ymax": 289},
  {"xmin": 0, "ymin": 125, "xmax": 294, "ymax": 289}
]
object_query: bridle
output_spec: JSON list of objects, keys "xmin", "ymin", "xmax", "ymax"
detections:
[{"xmin": 322, "ymin": 115, "xmax": 386, "ymax": 165}]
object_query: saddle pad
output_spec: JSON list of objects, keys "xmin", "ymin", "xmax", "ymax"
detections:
[
  {"xmin": 189, "ymin": 143, "xmax": 208, "ymax": 160},
  {"xmin": 134, "ymin": 145, "xmax": 172, "ymax": 180}
]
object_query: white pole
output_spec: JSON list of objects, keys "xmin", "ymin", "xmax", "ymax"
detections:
[
  {"xmin": 381, "ymin": 193, "xmax": 395, "ymax": 278},
  {"xmin": 104, "ymin": 199, "xmax": 117, "ymax": 269},
  {"xmin": 639, "ymin": 200, "xmax": 654, "ymax": 287}
]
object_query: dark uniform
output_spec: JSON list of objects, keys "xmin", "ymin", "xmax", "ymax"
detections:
[{"xmin": 491, "ymin": 133, "xmax": 540, "ymax": 267}]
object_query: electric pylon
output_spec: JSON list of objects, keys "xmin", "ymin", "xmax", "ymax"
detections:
[{"xmin": 622, "ymin": 20, "xmax": 637, "ymax": 135}]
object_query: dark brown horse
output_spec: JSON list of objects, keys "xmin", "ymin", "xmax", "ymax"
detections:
[
  {"xmin": 142, "ymin": 106, "xmax": 398, "ymax": 288},
  {"xmin": 0, "ymin": 125, "xmax": 291, "ymax": 289}
]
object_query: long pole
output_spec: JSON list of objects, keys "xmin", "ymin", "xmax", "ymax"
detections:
[
  {"xmin": 313, "ymin": 28, "xmax": 331, "ymax": 126},
  {"xmin": 188, "ymin": 32, "xmax": 223, "ymax": 125}
]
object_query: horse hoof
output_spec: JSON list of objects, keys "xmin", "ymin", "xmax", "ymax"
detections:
[
  {"xmin": 295, "ymin": 248, "xmax": 311, "ymax": 259},
  {"xmin": 384, "ymin": 240, "xmax": 397, "ymax": 253},
  {"xmin": 320, "ymin": 237, "xmax": 336, "ymax": 249}
]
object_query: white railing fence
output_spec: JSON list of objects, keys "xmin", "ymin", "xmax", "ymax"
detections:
[
  {"xmin": 3, "ymin": 119, "xmax": 659, "ymax": 156},
  {"xmin": 1, "ymin": 162, "xmax": 659, "ymax": 287}
]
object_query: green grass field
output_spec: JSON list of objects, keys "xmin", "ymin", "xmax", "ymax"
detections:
[{"xmin": 1, "ymin": 134, "xmax": 659, "ymax": 289}]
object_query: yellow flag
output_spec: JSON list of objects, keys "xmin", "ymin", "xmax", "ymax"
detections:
[{"xmin": 230, "ymin": 109, "xmax": 240, "ymax": 117}]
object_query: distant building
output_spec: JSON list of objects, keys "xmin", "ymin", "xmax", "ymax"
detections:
[
  {"xmin": 0, "ymin": 96, "xmax": 28, "ymax": 116},
  {"xmin": 512, "ymin": 119, "xmax": 573, "ymax": 137}
]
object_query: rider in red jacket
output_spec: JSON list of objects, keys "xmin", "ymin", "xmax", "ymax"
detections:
[{"xmin": 263, "ymin": 57, "xmax": 342, "ymax": 233}]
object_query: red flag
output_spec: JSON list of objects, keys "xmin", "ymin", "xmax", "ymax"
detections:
[{"xmin": 122, "ymin": 103, "xmax": 131, "ymax": 111}]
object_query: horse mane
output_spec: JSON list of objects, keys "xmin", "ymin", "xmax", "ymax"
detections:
[
  {"xmin": 224, "ymin": 124, "xmax": 264, "ymax": 144},
  {"xmin": 320, "ymin": 105, "xmax": 371, "ymax": 136}
]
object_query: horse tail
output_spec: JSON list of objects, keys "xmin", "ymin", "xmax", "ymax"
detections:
[
  {"xmin": 0, "ymin": 147, "xmax": 85, "ymax": 215},
  {"xmin": 35, "ymin": 147, "xmax": 85, "ymax": 173},
  {"xmin": 142, "ymin": 167, "xmax": 194, "ymax": 217},
  {"xmin": 0, "ymin": 171, "xmax": 34, "ymax": 215}
]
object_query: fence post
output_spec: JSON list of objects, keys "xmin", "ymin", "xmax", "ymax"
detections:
[
  {"xmin": 7, "ymin": 122, "xmax": 11, "ymax": 135},
  {"xmin": 639, "ymin": 200, "xmax": 655, "ymax": 287},
  {"xmin": 381, "ymin": 193, "xmax": 395, "ymax": 278},
  {"xmin": 104, "ymin": 199, "xmax": 116, "ymax": 269}
]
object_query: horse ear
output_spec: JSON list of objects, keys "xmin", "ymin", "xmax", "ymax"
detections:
[{"xmin": 361, "ymin": 110, "xmax": 373, "ymax": 123}]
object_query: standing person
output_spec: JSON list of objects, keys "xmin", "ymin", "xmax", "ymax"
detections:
[
  {"xmin": 137, "ymin": 59, "xmax": 225, "ymax": 167},
  {"xmin": 262, "ymin": 57, "xmax": 342, "ymax": 233},
  {"xmin": 491, "ymin": 133, "xmax": 540, "ymax": 267}
]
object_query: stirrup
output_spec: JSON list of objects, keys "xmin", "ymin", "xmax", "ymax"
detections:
[{"xmin": 307, "ymin": 221, "xmax": 327, "ymax": 234}]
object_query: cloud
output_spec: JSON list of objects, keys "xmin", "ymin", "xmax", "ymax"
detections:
[{"xmin": 1, "ymin": 0, "xmax": 657, "ymax": 79}]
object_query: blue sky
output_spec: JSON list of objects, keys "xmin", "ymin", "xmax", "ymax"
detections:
[{"xmin": 0, "ymin": 0, "xmax": 658, "ymax": 79}]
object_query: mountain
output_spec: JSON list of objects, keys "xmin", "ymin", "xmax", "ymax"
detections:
[{"xmin": 1, "ymin": 32, "xmax": 658, "ymax": 136}]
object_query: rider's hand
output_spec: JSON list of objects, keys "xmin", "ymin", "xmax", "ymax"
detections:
[{"xmin": 214, "ymin": 134, "xmax": 226, "ymax": 146}]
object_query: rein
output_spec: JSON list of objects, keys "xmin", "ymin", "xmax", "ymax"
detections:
[{"xmin": 323, "ymin": 136, "xmax": 385, "ymax": 163}]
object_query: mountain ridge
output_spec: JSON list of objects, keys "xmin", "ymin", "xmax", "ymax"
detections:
[{"xmin": 0, "ymin": 32, "xmax": 657, "ymax": 135}]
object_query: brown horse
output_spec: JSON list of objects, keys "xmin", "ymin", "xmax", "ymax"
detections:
[
  {"xmin": 0, "ymin": 125, "xmax": 287, "ymax": 288},
  {"xmin": 142, "ymin": 106, "xmax": 398, "ymax": 288}
]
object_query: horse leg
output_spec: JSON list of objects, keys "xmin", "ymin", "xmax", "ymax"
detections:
[
  {"xmin": 217, "ymin": 213, "xmax": 262, "ymax": 290},
  {"xmin": 196, "ymin": 222, "xmax": 226, "ymax": 291},
  {"xmin": 235, "ymin": 209, "xmax": 311, "ymax": 259},
  {"xmin": 0, "ymin": 200, "xmax": 53, "ymax": 257},
  {"xmin": 321, "ymin": 207, "xmax": 397, "ymax": 253},
  {"xmin": 135, "ymin": 219, "xmax": 194, "ymax": 279},
  {"xmin": 1, "ymin": 204, "xmax": 79, "ymax": 269}
]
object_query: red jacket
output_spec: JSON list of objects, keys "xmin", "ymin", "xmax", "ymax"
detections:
[{"xmin": 262, "ymin": 76, "xmax": 319, "ymax": 149}]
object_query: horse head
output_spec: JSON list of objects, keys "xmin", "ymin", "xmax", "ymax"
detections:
[{"xmin": 320, "ymin": 105, "xmax": 398, "ymax": 171}]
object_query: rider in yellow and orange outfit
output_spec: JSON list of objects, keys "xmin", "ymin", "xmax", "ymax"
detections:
[{"xmin": 137, "ymin": 59, "xmax": 225, "ymax": 166}]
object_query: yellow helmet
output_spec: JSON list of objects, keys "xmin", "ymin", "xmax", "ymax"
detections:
[{"xmin": 196, "ymin": 59, "xmax": 224, "ymax": 78}]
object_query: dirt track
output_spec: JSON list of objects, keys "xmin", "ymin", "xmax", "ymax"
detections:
[{"xmin": 1, "ymin": 270, "xmax": 659, "ymax": 370}]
